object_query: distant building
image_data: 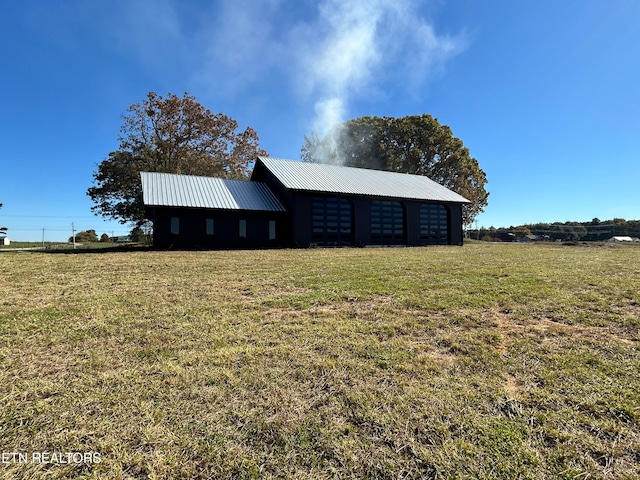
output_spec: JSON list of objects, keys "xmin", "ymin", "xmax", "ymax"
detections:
[
  {"xmin": 607, "ymin": 236, "xmax": 634, "ymax": 243},
  {"xmin": 0, "ymin": 235, "xmax": 10, "ymax": 246},
  {"xmin": 140, "ymin": 157, "xmax": 471, "ymax": 249},
  {"xmin": 113, "ymin": 236, "xmax": 133, "ymax": 243},
  {"xmin": 517, "ymin": 235, "xmax": 539, "ymax": 243},
  {"xmin": 495, "ymin": 232, "xmax": 515, "ymax": 242}
]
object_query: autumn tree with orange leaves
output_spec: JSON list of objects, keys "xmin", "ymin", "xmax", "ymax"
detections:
[{"xmin": 88, "ymin": 92, "xmax": 268, "ymax": 226}]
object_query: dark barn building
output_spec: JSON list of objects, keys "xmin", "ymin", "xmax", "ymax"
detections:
[{"xmin": 141, "ymin": 157, "xmax": 470, "ymax": 249}]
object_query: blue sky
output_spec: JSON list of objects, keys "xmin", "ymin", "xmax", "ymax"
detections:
[{"xmin": 1, "ymin": 0, "xmax": 638, "ymax": 241}]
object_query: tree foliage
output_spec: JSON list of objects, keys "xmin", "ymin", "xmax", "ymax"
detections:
[
  {"xmin": 129, "ymin": 225, "xmax": 152, "ymax": 244},
  {"xmin": 301, "ymin": 115, "xmax": 489, "ymax": 224},
  {"xmin": 70, "ymin": 230, "xmax": 98, "ymax": 243},
  {"xmin": 470, "ymin": 218, "xmax": 640, "ymax": 243},
  {"xmin": 88, "ymin": 150, "xmax": 149, "ymax": 227},
  {"xmin": 88, "ymin": 92, "xmax": 268, "ymax": 226},
  {"xmin": 513, "ymin": 226, "xmax": 532, "ymax": 239}
]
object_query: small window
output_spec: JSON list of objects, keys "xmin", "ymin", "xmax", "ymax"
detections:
[
  {"xmin": 239, "ymin": 220, "xmax": 247, "ymax": 238},
  {"xmin": 206, "ymin": 218, "xmax": 214, "ymax": 236},
  {"xmin": 269, "ymin": 220, "xmax": 276, "ymax": 240},
  {"xmin": 171, "ymin": 217, "xmax": 180, "ymax": 235}
]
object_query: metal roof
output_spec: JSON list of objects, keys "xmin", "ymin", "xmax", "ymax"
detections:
[
  {"xmin": 140, "ymin": 172, "xmax": 287, "ymax": 212},
  {"xmin": 255, "ymin": 157, "xmax": 471, "ymax": 203}
]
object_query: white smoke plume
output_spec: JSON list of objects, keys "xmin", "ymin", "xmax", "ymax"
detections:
[
  {"xmin": 296, "ymin": 0, "xmax": 467, "ymax": 162},
  {"xmin": 86, "ymin": 0, "xmax": 465, "ymax": 164}
]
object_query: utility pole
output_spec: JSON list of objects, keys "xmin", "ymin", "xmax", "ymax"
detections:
[
  {"xmin": 42, "ymin": 228, "xmax": 45, "ymax": 248},
  {"xmin": 72, "ymin": 222, "xmax": 76, "ymax": 249}
]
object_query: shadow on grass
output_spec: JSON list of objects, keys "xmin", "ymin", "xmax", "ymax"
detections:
[{"xmin": 2, "ymin": 244, "xmax": 156, "ymax": 254}]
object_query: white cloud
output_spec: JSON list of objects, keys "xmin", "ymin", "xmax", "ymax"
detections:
[
  {"xmin": 194, "ymin": 0, "xmax": 288, "ymax": 95},
  {"xmin": 305, "ymin": 0, "xmax": 383, "ymax": 95},
  {"xmin": 291, "ymin": 0, "xmax": 468, "ymax": 136},
  {"xmin": 190, "ymin": 0, "xmax": 467, "ymax": 123},
  {"xmin": 313, "ymin": 97, "xmax": 346, "ymax": 137},
  {"xmin": 62, "ymin": 0, "xmax": 466, "ymax": 136}
]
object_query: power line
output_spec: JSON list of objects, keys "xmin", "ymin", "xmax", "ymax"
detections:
[
  {"xmin": 7, "ymin": 228, "xmax": 128, "ymax": 232},
  {"xmin": 4, "ymin": 226, "xmax": 131, "ymax": 233}
]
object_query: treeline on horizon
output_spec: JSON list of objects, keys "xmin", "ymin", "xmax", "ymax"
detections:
[{"xmin": 469, "ymin": 218, "xmax": 640, "ymax": 242}]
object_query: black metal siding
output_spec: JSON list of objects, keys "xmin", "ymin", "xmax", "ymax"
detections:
[
  {"xmin": 448, "ymin": 203, "xmax": 465, "ymax": 245},
  {"xmin": 404, "ymin": 201, "xmax": 422, "ymax": 246},
  {"xmin": 149, "ymin": 161, "xmax": 466, "ymax": 249},
  {"xmin": 252, "ymin": 165, "xmax": 298, "ymax": 246},
  {"xmin": 151, "ymin": 201, "xmax": 463, "ymax": 249},
  {"xmin": 151, "ymin": 207, "xmax": 289, "ymax": 249},
  {"xmin": 281, "ymin": 192, "xmax": 463, "ymax": 247},
  {"xmin": 254, "ymin": 163, "xmax": 467, "ymax": 247}
]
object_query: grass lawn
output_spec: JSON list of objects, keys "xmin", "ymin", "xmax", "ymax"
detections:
[
  {"xmin": 0, "ymin": 242, "xmax": 135, "ymax": 251},
  {"xmin": 0, "ymin": 243, "xmax": 638, "ymax": 479}
]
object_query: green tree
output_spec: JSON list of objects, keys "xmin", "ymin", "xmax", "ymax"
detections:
[
  {"xmin": 129, "ymin": 226, "xmax": 144, "ymax": 242},
  {"xmin": 99, "ymin": 233, "xmax": 112, "ymax": 243},
  {"xmin": 88, "ymin": 150, "xmax": 149, "ymax": 229},
  {"xmin": 129, "ymin": 225, "xmax": 152, "ymax": 244},
  {"xmin": 70, "ymin": 230, "xmax": 98, "ymax": 243},
  {"xmin": 301, "ymin": 115, "xmax": 488, "ymax": 224},
  {"xmin": 302, "ymin": 117, "xmax": 388, "ymax": 170},
  {"xmin": 88, "ymin": 92, "xmax": 268, "ymax": 226},
  {"xmin": 514, "ymin": 225, "xmax": 532, "ymax": 239}
]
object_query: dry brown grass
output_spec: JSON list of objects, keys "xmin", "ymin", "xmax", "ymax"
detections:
[{"xmin": 0, "ymin": 244, "xmax": 638, "ymax": 479}]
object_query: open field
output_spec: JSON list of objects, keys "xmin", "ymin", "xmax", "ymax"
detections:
[
  {"xmin": 0, "ymin": 242, "xmax": 138, "ymax": 252},
  {"xmin": 0, "ymin": 243, "xmax": 638, "ymax": 479}
]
